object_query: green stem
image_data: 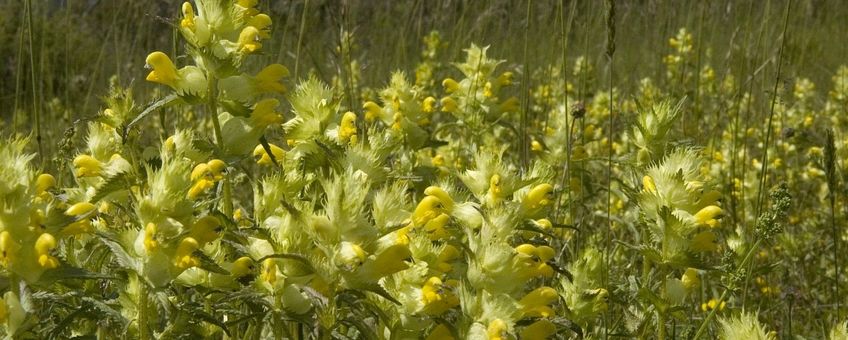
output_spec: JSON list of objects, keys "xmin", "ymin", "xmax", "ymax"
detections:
[
  {"xmin": 692, "ymin": 239, "xmax": 762, "ymax": 340},
  {"xmin": 138, "ymin": 277, "xmax": 150, "ymax": 340},
  {"xmin": 207, "ymin": 74, "xmax": 233, "ymax": 216}
]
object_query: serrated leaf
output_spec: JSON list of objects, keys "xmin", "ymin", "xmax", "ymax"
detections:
[
  {"xmin": 122, "ymin": 94, "xmax": 180, "ymax": 140},
  {"xmin": 91, "ymin": 172, "xmax": 131, "ymax": 203},
  {"xmin": 192, "ymin": 251, "xmax": 229, "ymax": 275},
  {"xmin": 184, "ymin": 306, "xmax": 232, "ymax": 336},
  {"xmin": 39, "ymin": 266, "xmax": 114, "ymax": 284},
  {"xmin": 96, "ymin": 232, "xmax": 141, "ymax": 273}
]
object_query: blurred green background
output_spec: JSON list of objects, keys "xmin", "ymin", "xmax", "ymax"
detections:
[{"xmin": 1, "ymin": 0, "xmax": 845, "ymax": 136}]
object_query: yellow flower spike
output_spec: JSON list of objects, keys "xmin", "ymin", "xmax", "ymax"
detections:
[
  {"xmin": 253, "ymin": 143, "xmax": 285, "ymax": 166},
  {"xmin": 251, "ymin": 98, "xmax": 282, "ymax": 128},
  {"xmin": 174, "ymin": 237, "xmax": 200, "ymax": 269},
  {"xmin": 487, "ymin": 319, "xmax": 508, "ymax": 340},
  {"xmin": 145, "ymin": 52, "xmax": 178, "ymax": 88},
  {"xmin": 499, "ymin": 96, "xmax": 519, "ymax": 113},
  {"xmin": 531, "ymin": 140, "xmax": 543, "ymax": 151},
  {"xmin": 73, "ymin": 154, "xmax": 103, "ymax": 177},
  {"xmin": 206, "ymin": 159, "xmax": 227, "ymax": 180},
  {"xmin": 694, "ymin": 205, "xmax": 722, "ymax": 225},
  {"xmin": 523, "ymin": 183, "xmax": 554, "ymax": 212},
  {"xmin": 261, "ymin": 258, "xmax": 277, "ymax": 284},
  {"xmin": 339, "ymin": 111, "xmax": 358, "ymax": 144},
  {"xmin": 143, "ymin": 223, "xmax": 158, "ymax": 252},
  {"xmin": 238, "ymin": 26, "xmax": 262, "ymax": 53},
  {"xmin": 440, "ymin": 97, "xmax": 458, "ymax": 113},
  {"xmin": 0, "ymin": 231, "xmax": 19, "ymax": 267},
  {"xmin": 247, "ymin": 13, "xmax": 272, "ymax": 38},
  {"xmin": 190, "ymin": 216, "xmax": 222, "ymax": 245},
  {"xmin": 65, "ymin": 202, "xmax": 96, "ymax": 217},
  {"xmin": 412, "ymin": 195, "xmax": 444, "ymax": 226},
  {"xmin": 691, "ymin": 231, "xmax": 718, "ymax": 252},
  {"xmin": 180, "ymin": 2, "xmax": 195, "ymax": 29},
  {"xmin": 423, "ymin": 213, "xmax": 451, "ymax": 240},
  {"xmin": 642, "ymin": 175, "xmax": 657, "ymax": 193},
  {"xmin": 423, "ymin": 186, "xmax": 454, "ymax": 212},
  {"xmin": 422, "ymin": 96, "xmax": 436, "ymax": 113},
  {"xmin": 698, "ymin": 190, "xmax": 721, "ymax": 206},
  {"xmin": 519, "ymin": 286, "xmax": 559, "ymax": 318},
  {"xmin": 362, "ymin": 101, "xmax": 381, "ymax": 122},
  {"xmin": 35, "ymin": 233, "xmax": 60, "ymax": 269},
  {"xmin": 441, "ymin": 78, "xmax": 460, "ymax": 93},
  {"xmin": 231, "ymin": 257, "xmax": 255, "ymax": 278},
  {"xmin": 520, "ymin": 320, "xmax": 556, "ymax": 340},
  {"xmin": 497, "ymin": 72, "xmax": 514, "ymax": 86},
  {"xmin": 421, "ymin": 276, "xmax": 459, "ymax": 315},
  {"xmin": 255, "ymin": 64, "xmax": 289, "ymax": 94},
  {"xmin": 35, "ymin": 174, "xmax": 56, "ymax": 195},
  {"xmin": 682, "ymin": 268, "xmax": 700, "ymax": 290}
]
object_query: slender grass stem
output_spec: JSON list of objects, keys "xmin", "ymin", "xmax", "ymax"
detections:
[{"xmin": 207, "ymin": 74, "xmax": 233, "ymax": 216}]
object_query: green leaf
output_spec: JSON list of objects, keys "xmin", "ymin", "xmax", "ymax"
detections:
[
  {"xmin": 95, "ymin": 232, "xmax": 141, "ymax": 273},
  {"xmin": 39, "ymin": 266, "xmax": 114, "ymax": 284},
  {"xmin": 90, "ymin": 171, "xmax": 131, "ymax": 203},
  {"xmin": 192, "ymin": 251, "xmax": 229, "ymax": 275},
  {"xmin": 121, "ymin": 94, "xmax": 180, "ymax": 141}
]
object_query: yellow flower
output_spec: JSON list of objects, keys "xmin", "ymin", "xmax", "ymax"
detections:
[
  {"xmin": 483, "ymin": 81, "xmax": 494, "ymax": 98},
  {"xmin": 701, "ymin": 298, "xmax": 726, "ymax": 312},
  {"xmin": 515, "ymin": 244, "xmax": 556, "ymax": 277},
  {"xmin": 442, "ymin": 78, "xmax": 460, "ymax": 93},
  {"xmin": 362, "ymin": 101, "xmax": 381, "ymax": 122},
  {"xmin": 251, "ymin": 98, "xmax": 283, "ymax": 127},
  {"xmin": 531, "ymin": 140, "xmax": 543, "ymax": 151},
  {"xmin": 682, "ymin": 268, "xmax": 700, "ymax": 290},
  {"xmin": 65, "ymin": 202, "xmax": 96, "ymax": 217},
  {"xmin": 145, "ymin": 52, "xmax": 178, "ymax": 88},
  {"xmin": 422, "ymin": 96, "xmax": 437, "ymax": 113},
  {"xmin": 694, "ymin": 205, "xmax": 722, "ymax": 226},
  {"xmin": 174, "ymin": 237, "xmax": 200, "ymax": 269},
  {"xmin": 253, "ymin": 143, "xmax": 285, "ymax": 166},
  {"xmin": 255, "ymin": 64, "xmax": 289, "ymax": 94},
  {"xmin": 423, "ymin": 186, "xmax": 454, "ymax": 212},
  {"xmin": 0, "ymin": 232, "xmax": 19, "ymax": 267},
  {"xmin": 520, "ymin": 320, "xmax": 555, "ymax": 340},
  {"xmin": 238, "ymin": 26, "xmax": 262, "ymax": 53},
  {"xmin": 435, "ymin": 244, "xmax": 460, "ymax": 273},
  {"xmin": 421, "ymin": 276, "xmax": 460, "ymax": 315},
  {"xmin": 35, "ymin": 174, "xmax": 56, "ymax": 195},
  {"xmin": 73, "ymin": 154, "xmax": 103, "ymax": 177},
  {"xmin": 522, "ymin": 183, "xmax": 554, "ymax": 212},
  {"xmin": 336, "ymin": 241, "xmax": 367, "ymax": 269},
  {"xmin": 497, "ymin": 72, "xmax": 514, "ymax": 86},
  {"xmin": 440, "ymin": 97, "xmax": 458, "ymax": 113},
  {"xmin": 642, "ymin": 175, "xmax": 657, "ymax": 193},
  {"xmin": 144, "ymin": 223, "xmax": 158, "ymax": 252},
  {"xmin": 338, "ymin": 111, "xmax": 358, "ymax": 144},
  {"xmin": 35, "ymin": 233, "xmax": 59, "ymax": 269},
  {"xmin": 519, "ymin": 286, "xmax": 558, "ymax": 317},
  {"xmin": 188, "ymin": 179, "xmax": 214, "ymax": 200},
  {"xmin": 180, "ymin": 2, "xmax": 195, "ymax": 29},
  {"xmin": 247, "ymin": 13, "xmax": 272, "ymax": 38},
  {"xmin": 422, "ymin": 213, "xmax": 450, "ymax": 240},
  {"xmin": 190, "ymin": 216, "xmax": 222, "ymax": 246},
  {"xmin": 412, "ymin": 195, "xmax": 444, "ymax": 227},
  {"xmin": 487, "ymin": 319, "xmax": 508, "ymax": 340},
  {"xmin": 230, "ymin": 257, "xmax": 255, "ymax": 278},
  {"xmin": 261, "ymin": 258, "xmax": 277, "ymax": 284}
]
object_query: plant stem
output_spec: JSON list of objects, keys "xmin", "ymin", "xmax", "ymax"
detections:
[
  {"xmin": 138, "ymin": 277, "xmax": 150, "ymax": 340},
  {"xmin": 692, "ymin": 239, "xmax": 762, "ymax": 339},
  {"xmin": 207, "ymin": 74, "xmax": 233, "ymax": 216}
]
